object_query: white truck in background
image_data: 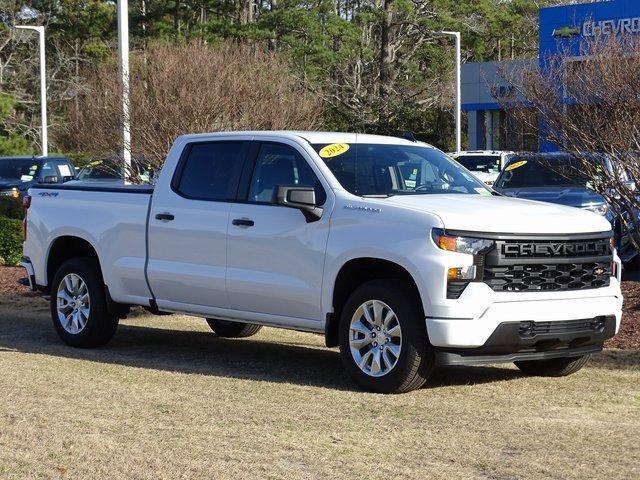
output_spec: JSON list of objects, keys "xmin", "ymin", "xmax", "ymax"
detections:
[
  {"xmin": 21, "ymin": 132, "xmax": 622, "ymax": 393},
  {"xmin": 449, "ymin": 150, "xmax": 515, "ymax": 185}
]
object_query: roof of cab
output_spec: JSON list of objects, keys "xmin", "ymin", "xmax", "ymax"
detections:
[{"xmin": 176, "ymin": 130, "xmax": 429, "ymax": 147}]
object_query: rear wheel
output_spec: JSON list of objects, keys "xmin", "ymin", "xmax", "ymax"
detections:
[
  {"xmin": 338, "ymin": 280, "xmax": 434, "ymax": 393},
  {"xmin": 514, "ymin": 355, "xmax": 590, "ymax": 377},
  {"xmin": 50, "ymin": 257, "xmax": 119, "ymax": 347},
  {"xmin": 206, "ymin": 319, "xmax": 262, "ymax": 338}
]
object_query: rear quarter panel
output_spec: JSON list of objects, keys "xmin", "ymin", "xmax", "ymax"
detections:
[{"xmin": 24, "ymin": 189, "xmax": 152, "ymax": 305}]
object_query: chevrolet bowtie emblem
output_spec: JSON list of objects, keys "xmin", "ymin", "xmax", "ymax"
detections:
[{"xmin": 552, "ymin": 26, "xmax": 580, "ymax": 38}]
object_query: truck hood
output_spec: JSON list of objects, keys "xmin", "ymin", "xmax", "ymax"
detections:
[
  {"xmin": 379, "ymin": 194, "xmax": 612, "ymax": 235},
  {"xmin": 498, "ymin": 186, "xmax": 605, "ymax": 209},
  {"xmin": 0, "ymin": 178, "xmax": 22, "ymax": 190}
]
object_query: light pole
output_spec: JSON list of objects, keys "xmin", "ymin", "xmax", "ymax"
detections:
[
  {"xmin": 14, "ymin": 25, "xmax": 48, "ymax": 157},
  {"xmin": 436, "ymin": 31, "xmax": 462, "ymax": 153},
  {"xmin": 117, "ymin": 0, "xmax": 132, "ymax": 181}
]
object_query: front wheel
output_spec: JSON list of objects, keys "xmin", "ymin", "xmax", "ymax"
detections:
[
  {"xmin": 206, "ymin": 319, "xmax": 263, "ymax": 338},
  {"xmin": 514, "ymin": 355, "xmax": 590, "ymax": 377},
  {"xmin": 50, "ymin": 257, "xmax": 119, "ymax": 348},
  {"xmin": 338, "ymin": 280, "xmax": 434, "ymax": 393}
]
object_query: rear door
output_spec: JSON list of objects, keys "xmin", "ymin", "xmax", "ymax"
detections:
[
  {"xmin": 146, "ymin": 140, "xmax": 249, "ymax": 309},
  {"xmin": 225, "ymin": 140, "xmax": 332, "ymax": 322}
]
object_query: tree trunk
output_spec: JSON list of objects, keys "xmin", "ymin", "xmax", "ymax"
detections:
[{"xmin": 239, "ymin": 0, "xmax": 253, "ymax": 24}]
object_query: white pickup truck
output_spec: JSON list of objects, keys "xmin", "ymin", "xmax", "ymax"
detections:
[{"xmin": 21, "ymin": 132, "xmax": 622, "ymax": 393}]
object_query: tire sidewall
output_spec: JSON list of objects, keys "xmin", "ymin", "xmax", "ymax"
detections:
[
  {"xmin": 338, "ymin": 280, "xmax": 432, "ymax": 393},
  {"xmin": 50, "ymin": 258, "xmax": 114, "ymax": 347}
]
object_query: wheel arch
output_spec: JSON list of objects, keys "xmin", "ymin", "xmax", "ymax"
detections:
[
  {"xmin": 46, "ymin": 235, "xmax": 102, "ymax": 290},
  {"xmin": 325, "ymin": 257, "xmax": 424, "ymax": 348},
  {"xmin": 46, "ymin": 235, "xmax": 129, "ymax": 316}
]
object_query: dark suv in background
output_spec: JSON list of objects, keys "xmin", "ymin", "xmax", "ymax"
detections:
[
  {"xmin": 0, "ymin": 156, "xmax": 76, "ymax": 199},
  {"xmin": 494, "ymin": 152, "xmax": 639, "ymax": 265}
]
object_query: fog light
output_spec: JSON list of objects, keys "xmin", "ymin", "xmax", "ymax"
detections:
[{"xmin": 447, "ymin": 266, "xmax": 477, "ymax": 280}]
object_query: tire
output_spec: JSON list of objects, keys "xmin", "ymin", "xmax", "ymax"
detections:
[
  {"xmin": 206, "ymin": 319, "xmax": 263, "ymax": 338},
  {"xmin": 338, "ymin": 279, "xmax": 434, "ymax": 394},
  {"xmin": 50, "ymin": 257, "xmax": 119, "ymax": 348},
  {"xmin": 514, "ymin": 354, "xmax": 590, "ymax": 377}
]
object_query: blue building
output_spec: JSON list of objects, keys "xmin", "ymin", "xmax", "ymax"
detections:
[{"xmin": 462, "ymin": 0, "xmax": 640, "ymax": 151}]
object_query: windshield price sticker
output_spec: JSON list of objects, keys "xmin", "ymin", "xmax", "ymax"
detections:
[
  {"xmin": 505, "ymin": 160, "xmax": 527, "ymax": 172},
  {"xmin": 319, "ymin": 143, "xmax": 350, "ymax": 159}
]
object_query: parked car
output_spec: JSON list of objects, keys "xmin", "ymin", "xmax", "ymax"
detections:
[
  {"xmin": 21, "ymin": 132, "xmax": 622, "ymax": 393},
  {"xmin": 494, "ymin": 152, "xmax": 639, "ymax": 265},
  {"xmin": 0, "ymin": 156, "xmax": 75, "ymax": 199},
  {"xmin": 449, "ymin": 150, "xmax": 515, "ymax": 185},
  {"xmin": 75, "ymin": 156, "xmax": 151, "ymax": 184}
]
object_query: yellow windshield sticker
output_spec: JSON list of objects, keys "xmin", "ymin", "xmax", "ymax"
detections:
[
  {"xmin": 319, "ymin": 143, "xmax": 350, "ymax": 159},
  {"xmin": 505, "ymin": 160, "xmax": 527, "ymax": 171}
]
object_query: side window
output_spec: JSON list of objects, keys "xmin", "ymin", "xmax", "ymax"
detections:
[
  {"xmin": 175, "ymin": 142, "xmax": 247, "ymax": 201},
  {"xmin": 39, "ymin": 162, "xmax": 59, "ymax": 182},
  {"xmin": 55, "ymin": 161, "xmax": 75, "ymax": 181},
  {"xmin": 248, "ymin": 143, "xmax": 326, "ymax": 205}
]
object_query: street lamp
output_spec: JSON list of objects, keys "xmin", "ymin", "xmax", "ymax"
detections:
[
  {"xmin": 14, "ymin": 25, "xmax": 48, "ymax": 157},
  {"xmin": 117, "ymin": 0, "xmax": 132, "ymax": 182},
  {"xmin": 436, "ymin": 31, "xmax": 462, "ymax": 153}
]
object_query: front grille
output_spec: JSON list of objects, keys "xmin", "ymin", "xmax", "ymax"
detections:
[
  {"xmin": 484, "ymin": 261, "xmax": 611, "ymax": 292},
  {"xmin": 480, "ymin": 234, "xmax": 613, "ymax": 293}
]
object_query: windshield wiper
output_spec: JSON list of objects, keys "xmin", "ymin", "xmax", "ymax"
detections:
[{"xmin": 361, "ymin": 194, "xmax": 395, "ymax": 198}]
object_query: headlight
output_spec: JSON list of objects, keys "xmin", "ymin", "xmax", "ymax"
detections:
[
  {"xmin": 0, "ymin": 188, "xmax": 19, "ymax": 199},
  {"xmin": 431, "ymin": 228, "xmax": 494, "ymax": 255},
  {"xmin": 582, "ymin": 204, "xmax": 608, "ymax": 216}
]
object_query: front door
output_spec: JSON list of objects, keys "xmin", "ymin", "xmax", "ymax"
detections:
[
  {"xmin": 226, "ymin": 141, "xmax": 332, "ymax": 322},
  {"xmin": 146, "ymin": 140, "xmax": 249, "ymax": 309}
]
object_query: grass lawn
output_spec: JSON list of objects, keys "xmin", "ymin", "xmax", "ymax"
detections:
[{"xmin": 0, "ymin": 290, "xmax": 638, "ymax": 480}]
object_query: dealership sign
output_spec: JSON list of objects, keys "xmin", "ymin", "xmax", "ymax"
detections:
[{"xmin": 583, "ymin": 17, "xmax": 640, "ymax": 37}]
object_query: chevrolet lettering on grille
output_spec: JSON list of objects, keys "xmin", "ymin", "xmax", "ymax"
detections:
[{"xmin": 502, "ymin": 241, "xmax": 609, "ymax": 258}]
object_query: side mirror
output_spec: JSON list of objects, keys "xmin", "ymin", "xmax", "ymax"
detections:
[
  {"xmin": 42, "ymin": 175, "xmax": 59, "ymax": 184},
  {"xmin": 275, "ymin": 185, "xmax": 323, "ymax": 222}
]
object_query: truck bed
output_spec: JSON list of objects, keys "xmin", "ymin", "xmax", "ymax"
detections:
[{"xmin": 26, "ymin": 183, "xmax": 154, "ymax": 306}]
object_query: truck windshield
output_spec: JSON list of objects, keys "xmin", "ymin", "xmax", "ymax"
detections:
[
  {"xmin": 454, "ymin": 155, "xmax": 501, "ymax": 173},
  {"xmin": 0, "ymin": 158, "xmax": 39, "ymax": 182},
  {"xmin": 311, "ymin": 143, "xmax": 491, "ymax": 196},
  {"xmin": 495, "ymin": 157, "xmax": 590, "ymax": 190}
]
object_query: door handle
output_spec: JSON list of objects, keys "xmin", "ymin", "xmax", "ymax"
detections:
[
  {"xmin": 155, "ymin": 212, "xmax": 175, "ymax": 221},
  {"xmin": 232, "ymin": 218, "xmax": 255, "ymax": 227}
]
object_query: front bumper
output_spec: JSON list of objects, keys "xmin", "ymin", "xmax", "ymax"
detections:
[
  {"xmin": 435, "ymin": 315, "xmax": 616, "ymax": 366},
  {"xmin": 426, "ymin": 281, "xmax": 622, "ymax": 349}
]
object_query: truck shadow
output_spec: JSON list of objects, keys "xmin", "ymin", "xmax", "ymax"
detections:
[{"xmin": 0, "ymin": 305, "xmax": 551, "ymax": 393}]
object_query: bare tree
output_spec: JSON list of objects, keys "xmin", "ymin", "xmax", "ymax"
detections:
[
  {"xmin": 58, "ymin": 41, "xmax": 324, "ymax": 176},
  {"xmin": 497, "ymin": 34, "xmax": 640, "ymax": 243}
]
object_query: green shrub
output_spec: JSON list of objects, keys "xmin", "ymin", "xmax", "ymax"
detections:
[
  {"xmin": 0, "ymin": 216, "xmax": 23, "ymax": 266},
  {"xmin": 0, "ymin": 196, "xmax": 24, "ymax": 220}
]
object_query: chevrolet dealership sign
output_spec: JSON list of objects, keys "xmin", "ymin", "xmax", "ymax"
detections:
[{"xmin": 583, "ymin": 17, "xmax": 640, "ymax": 37}]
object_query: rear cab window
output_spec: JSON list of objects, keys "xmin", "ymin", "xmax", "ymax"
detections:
[{"xmin": 454, "ymin": 155, "xmax": 501, "ymax": 173}]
